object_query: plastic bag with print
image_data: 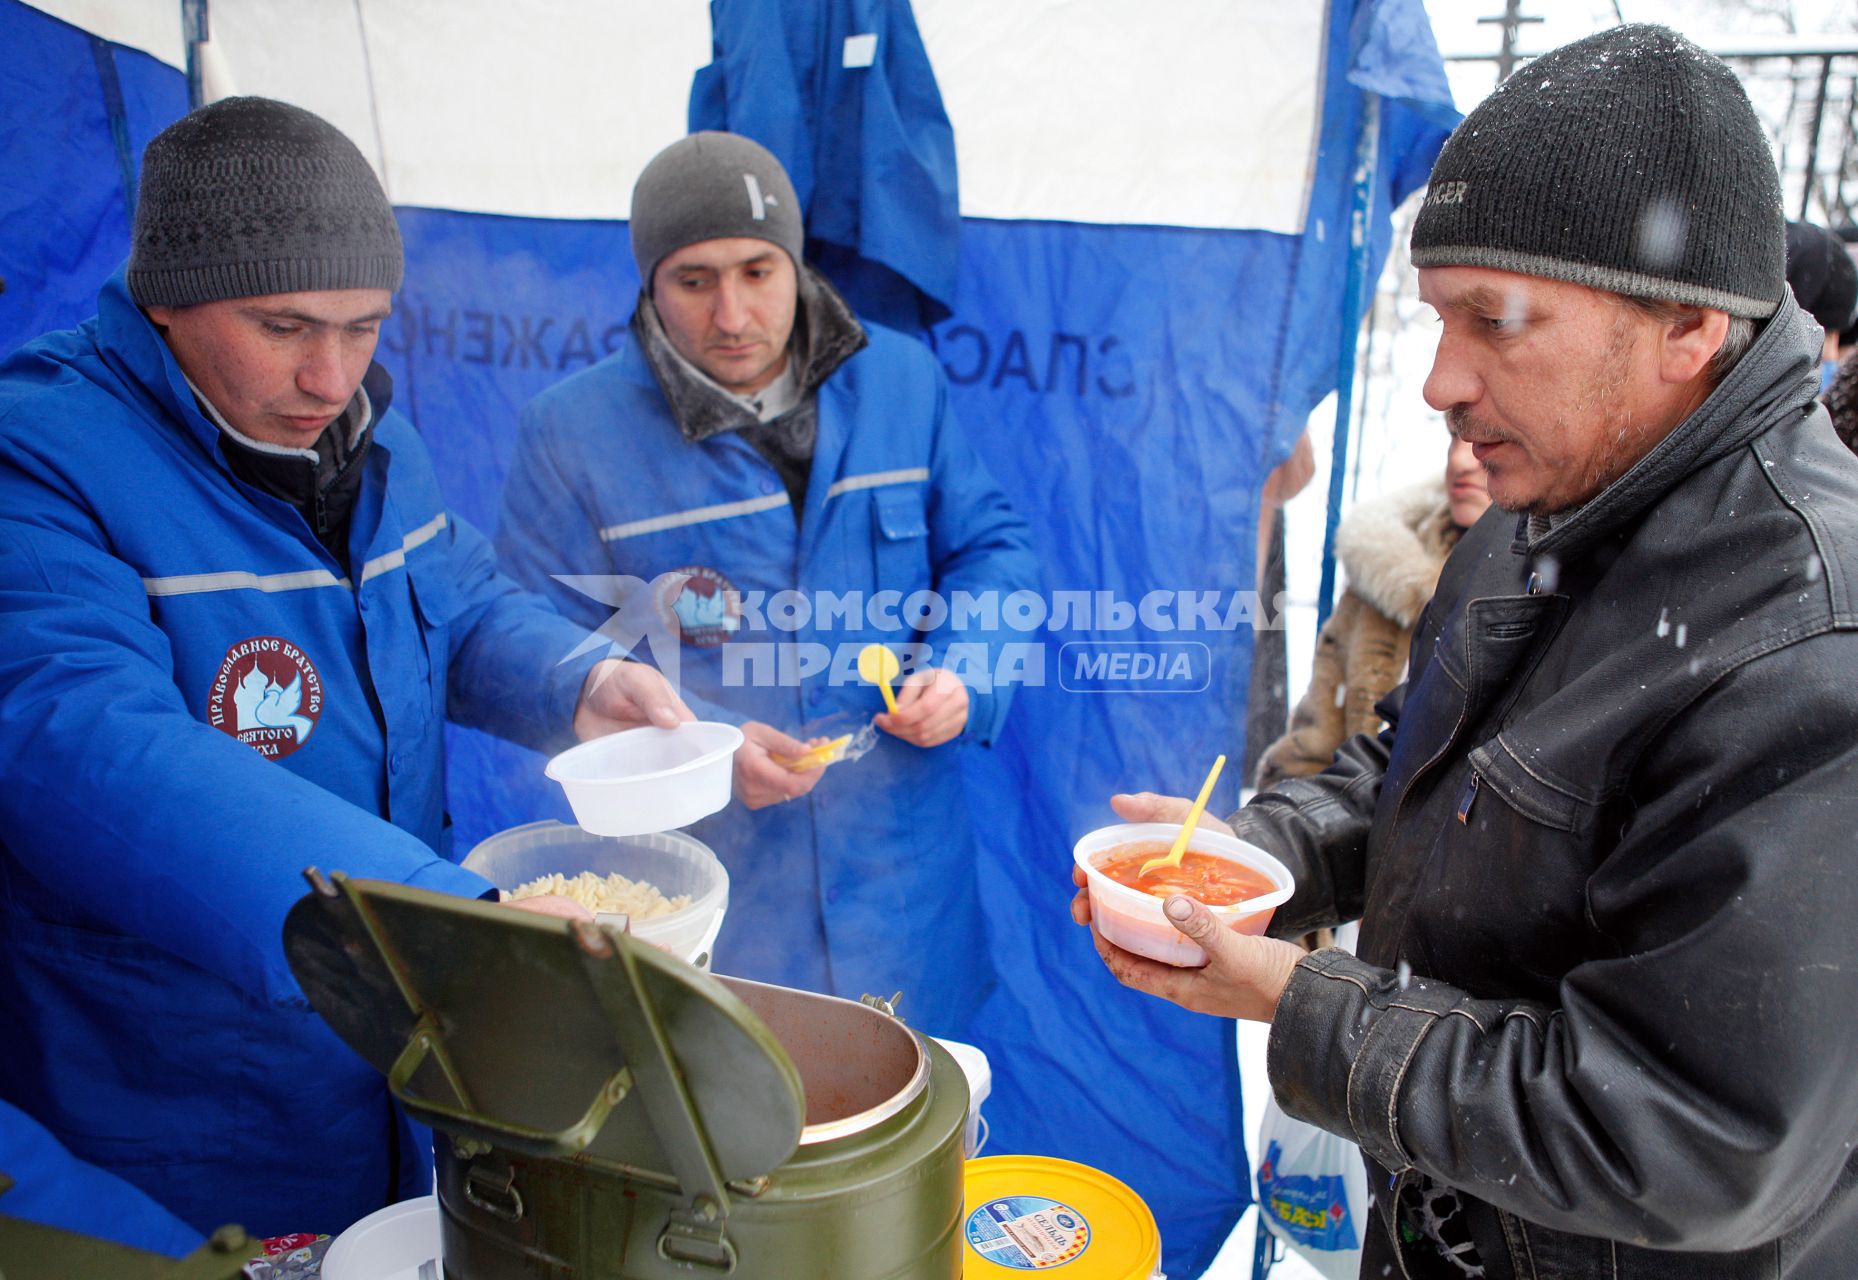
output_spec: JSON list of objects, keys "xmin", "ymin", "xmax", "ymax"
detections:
[{"xmin": 1254, "ymin": 1093, "xmax": 1367, "ymax": 1280}]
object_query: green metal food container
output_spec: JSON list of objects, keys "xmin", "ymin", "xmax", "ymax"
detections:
[{"xmin": 284, "ymin": 872, "xmax": 967, "ymax": 1279}]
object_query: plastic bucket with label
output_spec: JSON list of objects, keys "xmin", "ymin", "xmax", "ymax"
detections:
[{"xmin": 963, "ymin": 1155, "xmax": 1161, "ymax": 1278}]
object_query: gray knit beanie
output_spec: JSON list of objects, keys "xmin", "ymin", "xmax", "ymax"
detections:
[
  {"xmin": 629, "ymin": 132, "xmax": 804, "ymax": 291},
  {"xmin": 1411, "ymin": 25, "xmax": 1786, "ymax": 319},
  {"xmin": 127, "ymin": 96, "xmax": 403, "ymax": 308}
]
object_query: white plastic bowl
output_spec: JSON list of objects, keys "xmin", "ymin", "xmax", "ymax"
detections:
[
  {"xmin": 321, "ymin": 1195, "xmax": 440, "ymax": 1280},
  {"xmin": 930, "ymin": 1035, "xmax": 993, "ymax": 1157},
  {"xmin": 545, "ymin": 721, "xmax": 742, "ymax": 836},
  {"xmin": 1073, "ymin": 822, "xmax": 1293, "ymax": 968},
  {"xmin": 464, "ymin": 821, "xmax": 729, "ymax": 966}
]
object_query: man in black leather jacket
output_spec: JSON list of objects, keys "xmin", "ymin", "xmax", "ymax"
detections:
[{"xmin": 1077, "ymin": 26, "xmax": 1858, "ymax": 1279}]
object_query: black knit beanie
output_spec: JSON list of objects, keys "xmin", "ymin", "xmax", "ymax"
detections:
[
  {"xmin": 1412, "ymin": 24, "xmax": 1785, "ymax": 319},
  {"xmin": 629, "ymin": 132, "xmax": 804, "ymax": 292},
  {"xmin": 1786, "ymin": 220, "xmax": 1858, "ymax": 335},
  {"xmin": 128, "ymin": 96, "xmax": 403, "ymax": 308}
]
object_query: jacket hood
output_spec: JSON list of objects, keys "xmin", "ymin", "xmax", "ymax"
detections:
[
  {"xmin": 632, "ymin": 263, "xmax": 867, "ymax": 445},
  {"xmin": 1522, "ymin": 297, "xmax": 1825, "ymax": 564},
  {"xmin": 1333, "ymin": 477, "xmax": 1459, "ymax": 629}
]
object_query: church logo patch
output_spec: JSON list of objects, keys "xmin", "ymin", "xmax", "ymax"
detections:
[
  {"xmin": 207, "ymin": 636, "xmax": 324, "ymax": 759},
  {"xmin": 654, "ymin": 566, "xmax": 743, "ymax": 646}
]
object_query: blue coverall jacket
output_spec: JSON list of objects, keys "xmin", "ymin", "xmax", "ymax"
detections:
[
  {"xmin": 0, "ymin": 273, "xmax": 597, "ymax": 1249},
  {"xmin": 497, "ymin": 317, "xmax": 1038, "ymax": 1036}
]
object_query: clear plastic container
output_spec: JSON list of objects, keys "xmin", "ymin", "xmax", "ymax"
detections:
[
  {"xmin": 1073, "ymin": 822, "xmax": 1293, "ymax": 968},
  {"xmin": 544, "ymin": 721, "xmax": 742, "ymax": 837},
  {"xmin": 463, "ymin": 821, "xmax": 729, "ymax": 966}
]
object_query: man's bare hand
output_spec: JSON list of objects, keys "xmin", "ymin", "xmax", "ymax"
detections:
[
  {"xmin": 734, "ymin": 720, "xmax": 826, "ymax": 809},
  {"xmin": 1109, "ymin": 791, "xmax": 1237, "ymax": 836},
  {"xmin": 875, "ymin": 667, "xmax": 970, "ymax": 748},
  {"xmin": 500, "ymin": 893, "xmax": 593, "ymax": 923},
  {"xmin": 572, "ymin": 659, "xmax": 693, "ymax": 740},
  {"xmin": 1071, "ymin": 792, "xmax": 1294, "ymax": 1021},
  {"xmin": 1071, "ymin": 863, "xmax": 1302, "ymax": 1022}
]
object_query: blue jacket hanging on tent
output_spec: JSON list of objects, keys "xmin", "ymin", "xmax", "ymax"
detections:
[
  {"xmin": 497, "ymin": 270, "xmax": 1037, "ymax": 1036},
  {"xmin": 0, "ymin": 272, "xmax": 600, "ymax": 1249}
]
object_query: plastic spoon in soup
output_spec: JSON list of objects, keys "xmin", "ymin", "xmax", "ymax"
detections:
[
  {"xmin": 857, "ymin": 643, "xmax": 901, "ymax": 715},
  {"xmin": 1139, "ymin": 753, "xmax": 1228, "ymax": 876}
]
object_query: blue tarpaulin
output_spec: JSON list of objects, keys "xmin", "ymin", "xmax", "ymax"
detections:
[
  {"xmin": 0, "ymin": 2, "xmax": 1454, "ymax": 1272},
  {"xmin": 692, "ymin": 3, "xmax": 1452, "ymax": 1272}
]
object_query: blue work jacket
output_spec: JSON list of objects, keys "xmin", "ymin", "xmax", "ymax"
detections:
[
  {"xmin": 0, "ymin": 273, "xmax": 596, "ymax": 1247},
  {"xmin": 498, "ymin": 320, "xmax": 1038, "ymax": 1036},
  {"xmin": 0, "ymin": 1099, "xmax": 202, "ymax": 1258}
]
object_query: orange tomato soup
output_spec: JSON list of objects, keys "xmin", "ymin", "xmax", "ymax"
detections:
[{"xmin": 1095, "ymin": 841, "xmax": 1276, "ymax": 907}]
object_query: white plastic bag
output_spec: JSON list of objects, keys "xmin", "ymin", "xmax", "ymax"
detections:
[{"xmin": 1254, "ymin": 1095, "xmax": 1368, "ymax": 1280}]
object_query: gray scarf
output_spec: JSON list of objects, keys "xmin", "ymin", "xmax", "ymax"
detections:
[{"xmin": 633, "ymin": 265, "xmax": 867, "ymax": 513}]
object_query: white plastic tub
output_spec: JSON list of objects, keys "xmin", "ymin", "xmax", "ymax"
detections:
[
  {"xmin": 320, "ymin": 1195, "xmax": 440, "ymax": 1280},
  {"xmin": 464, "ymin": 822, "xmax": 729, "ymax": 966},
  {"xmin": 1073, "ymin": 822, "xmax": 1293, "ymax": 968},
  {"xmin": 930, "ymin": 1036, "xmax": 992, "ymax": 1156},
  {"xmin": 545, "ymin": 721, "xmax": 742, "ymax": 837}
]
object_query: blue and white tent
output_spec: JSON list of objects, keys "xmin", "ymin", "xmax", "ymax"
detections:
[{"xmin": 0, "ymin": 2, "xmax": 1454, "ymax": 1272}]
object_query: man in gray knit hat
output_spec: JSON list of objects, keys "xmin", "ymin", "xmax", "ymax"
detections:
[
  {"xmin": 0, "ymin": 96, "xmax": 689, "ymax": 1252},
  {"xmin": 1084, "ymin": 25, "xmax": 1858, "ymax": 1279},
  {"xmin": 495, "ymin": 133, "xmax": 1036, "ymax": 1035}
]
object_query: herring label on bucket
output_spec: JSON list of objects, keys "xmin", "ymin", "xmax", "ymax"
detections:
[{"xmin": 964, "ymin": 1195, "xmax": 1091, "ymax": 1269}]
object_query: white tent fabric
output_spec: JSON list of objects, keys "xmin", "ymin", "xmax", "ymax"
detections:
[{"xmin": 25, "ymin": 0, "xmax": 1322, "ymax": 230}]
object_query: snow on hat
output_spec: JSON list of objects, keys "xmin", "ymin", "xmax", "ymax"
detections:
[
  {"xmin": 1411, "ymin": 24, "xmax": 1786, "ymax": 319},
  {"xmin": 628, "ymin": 132, "xmax": 805, "ymax": 291},
  {"xmin": 128, "ymin": 96, "xmax": 402, "ymax": 308}
]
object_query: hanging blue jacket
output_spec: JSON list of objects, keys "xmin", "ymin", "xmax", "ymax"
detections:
[
  {"xmin": 497, "ymin": 304, "xmax": 1037, "ymax": 1037},
  {"xmin": 0, "ymin": 272, "xmax": 599, "ymax": 1247}
]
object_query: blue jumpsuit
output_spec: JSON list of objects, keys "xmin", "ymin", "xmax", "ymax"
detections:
[
  {"xmin": 0, "ymin": 273, "xmax": 598, "ymax": 1248},
  {"xmin": 498, "ymin": 320, "xmax": 1037, "ymax": 1037}
]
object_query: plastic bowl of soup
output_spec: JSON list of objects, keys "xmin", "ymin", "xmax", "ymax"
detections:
[{"xmin": 1073, "ymin": 822, "xmax": 1294, "ymax": 968}]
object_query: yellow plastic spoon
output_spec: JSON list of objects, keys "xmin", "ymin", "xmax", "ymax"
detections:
[
  {"xmin": 774, "ymin": 734, "xmax": 854, "ymax": 772},
  {"xmin": 857, "ymin": 643, "xmax": 901, "ymax": 715},
  {"xmin": 1140, "ymin": 753, "xmax": 1228, "ymax": 876}
]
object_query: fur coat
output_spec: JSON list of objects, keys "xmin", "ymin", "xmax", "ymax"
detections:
[{"xmin": 1254, "ymin": 477, "xmax": 1462, "ymax": 789}]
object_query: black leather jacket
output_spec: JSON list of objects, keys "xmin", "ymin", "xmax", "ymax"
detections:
[{"xmin": 1243, "ymin": 300, "xmax": 1858, "ymax": 1279}]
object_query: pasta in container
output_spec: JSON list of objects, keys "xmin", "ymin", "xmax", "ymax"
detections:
[{"xmin": 505, "ymin": 870, "xmax": 690, "ymax": 920}]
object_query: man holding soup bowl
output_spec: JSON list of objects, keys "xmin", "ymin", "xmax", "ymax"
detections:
[{"xmin": 1077, "ymin": 26, "xmax": 1858, "ymax": 1280}]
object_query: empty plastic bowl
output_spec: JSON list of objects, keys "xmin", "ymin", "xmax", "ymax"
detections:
[
  {"xmin": 545, "ymin": 721, "xmax": 743, "ymax": 836},
  {"xmin": 1073, "ymin": 822, "xmax": 1293, "ymax": 968},
  {"xmin": 464, "ymin": 821, "xmax": 729, "ymax": 967},
  {"xmin": 320, "ymin": 1195, "xmax": 438, "ymax": 1280}
]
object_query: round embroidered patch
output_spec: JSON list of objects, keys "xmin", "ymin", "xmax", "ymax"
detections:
[
  {"xmin": 207, "ymin": 636, "xmax": 325, "ymax": 759},
  {"xmin": 654, "ymin": 565, "xmax": 744, "ymax": 647}
]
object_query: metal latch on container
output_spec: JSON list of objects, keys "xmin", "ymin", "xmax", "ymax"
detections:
[
  {"xmin": 657, "ymin": 1197, "xmax": 738, "ymax": 1272},
  {"xmin": 464, "ymin": 1161, "xmax": 525, "ymax": 1223},
  {"xmin": 859, "ymin": 990, "xmax": 906, "ymax": 1021}
]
